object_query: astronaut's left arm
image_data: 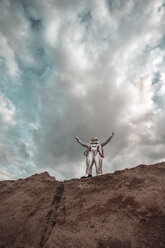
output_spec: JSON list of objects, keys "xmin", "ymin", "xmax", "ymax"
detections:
[{"xmin": 101, "ymin": 132, "xmax": 114, "ymax": 147}]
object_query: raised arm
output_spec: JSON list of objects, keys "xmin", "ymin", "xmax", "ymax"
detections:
[
  {"xmin": 74, "ymin": 136, "xmax": 89, "ymax": 148},
  {"xmin": 101, "ymin": 132, "xmax": 114, "ymax": 147}
]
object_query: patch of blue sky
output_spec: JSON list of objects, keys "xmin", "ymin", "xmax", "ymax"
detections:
[
  {"xmin": 0, "ymin": 47, "xmax": 52, "ymax": 172},
  {"xmin": 152, "ymin": 71, "xmax": 161, "ymax": 85},
  {"xmin": 157, "ymin": 36, "xmax": 165, "ymax": 50},
  {"xmin": 0, "ymin": 45, "xmax": 53, "ymax": 103},
  {"xmin": 143, "ymin": 44, "xmax": 154, "ymax": 55},
  {"xmin": 17, "ymin": 46, "xmax": 53, "ymax": 82},
  {"xmin": 0, "ymin": 56, "xmax": 5, "ymax": 68},
  {"xmin": 3, "ymin": 76, "xmax": 39, "ymax": 130},
  {"xmin": 152, "ymin": 94, "xmax": 163, "ymax": 109},
  {"xmin": 106, "ymin": 0, "xmax": 113, "ymax": 12},
  {"xmin": 77, "ymin": 10, "xmax": 92, "ymax": 41},
  {"xmin": 106, "ymin": 0, "xmax": 132, "ymax": 15},
  {"xmin": 7, "ymin": 163, "xmax": 29, "ymax": 179},
  {"xmin": 158, "ymin": 1, "xmax": 165, "ymax": 12},
  {"xmin": 11, "ymin": 123, "xmax": 33, "ymax": 145},
  {"xmin": 2, "ymin": 48, "xmax": 53, "ymax": 126},
  {"xmin": 5, "ymin": 125, "xmax": 36, "ymax": 179},
  {"xmin": 78, "ymin": 10, "xmax": 92, "ymax": 24},
  {"xmin": 0, "ymin": 59, "xmax": 10, "ymax": 92},
  {"xmin": 0, "ymin": 76, "xmax": 20, "ymax": 99},
  {"xmin": 22, "ymin": 1, "xmax": 43, "ymax": 31},
  {"xmin": 29, "ymin": 17, "xmax": 42, "ymax": 32},
  {"xmin": 77, "ymin": 9, "xmax": 113, "ymax": 47},
  {"xmin": 152, "ymin": 71, "xmax": 164, "ymax": 109}
]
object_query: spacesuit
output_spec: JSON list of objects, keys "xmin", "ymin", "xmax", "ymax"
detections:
[{"xmin": 75, "ymin": 133, "xmax": 114, "ymax": 177}]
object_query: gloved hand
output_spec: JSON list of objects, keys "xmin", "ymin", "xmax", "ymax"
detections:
[{"xmin": 75, "ymin": 136, "xmax": 80, "ymax": 142}]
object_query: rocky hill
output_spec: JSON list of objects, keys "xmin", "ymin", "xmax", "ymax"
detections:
[{"xmin": 0, "ymin": 162, "xmax": 165, "ymax": 248}]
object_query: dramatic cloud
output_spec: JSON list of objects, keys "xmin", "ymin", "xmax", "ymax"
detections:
[
  {"xmin": 0, "ymin": 0, "xmax": 165, "ymax": 180},
  {"xmin": 0, "ymin": 93, "xmax": 16, "ymax": 127}
]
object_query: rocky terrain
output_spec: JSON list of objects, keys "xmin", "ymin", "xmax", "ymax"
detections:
[{"xmin": 0, "ymin": 162, "xmax": 165, "ymax": 248}]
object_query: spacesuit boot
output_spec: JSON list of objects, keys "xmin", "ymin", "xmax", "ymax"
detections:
[{"xmin": 81, "ymin": 174, "xmax": 92, "ymax": 178}]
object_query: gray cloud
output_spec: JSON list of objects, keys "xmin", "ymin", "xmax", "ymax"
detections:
[{"xmin": 0, "ymin": 0, "xmax": 165, "ymax": 180}]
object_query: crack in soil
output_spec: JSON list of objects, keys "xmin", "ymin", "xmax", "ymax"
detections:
[{"xmin": 39, "ymin": 182, "xmax": 64, "ymax": 248}]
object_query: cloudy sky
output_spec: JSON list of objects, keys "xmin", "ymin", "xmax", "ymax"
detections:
[{"xmin": 0, "ymin": 0, "xmax": 165, "ymax": 181}]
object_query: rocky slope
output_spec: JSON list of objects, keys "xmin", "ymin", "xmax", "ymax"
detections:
[{"xmin": 0, "ymin": 162, "xmax": 165, "ymax": 248}]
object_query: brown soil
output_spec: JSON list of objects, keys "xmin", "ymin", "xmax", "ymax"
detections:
[{"xmin": 0, "ymin": 162, "xmax": 165, "ymax": 248}]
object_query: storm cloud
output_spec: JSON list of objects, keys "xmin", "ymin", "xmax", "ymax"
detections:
[{"xmin": 0, "ymin": 0, "xmax": 165, "ymax": 180}]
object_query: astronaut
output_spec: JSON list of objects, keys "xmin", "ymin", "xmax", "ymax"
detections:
[{"xmin": 75, "ymin": 132, "xmax": 114, "ymax": 178}]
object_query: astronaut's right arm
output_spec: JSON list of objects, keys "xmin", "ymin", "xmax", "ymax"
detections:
[{"xmin": 74, "ymin": 136, "xmax": 89, "ymax": 148}]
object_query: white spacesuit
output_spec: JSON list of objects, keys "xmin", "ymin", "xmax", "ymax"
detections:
[{"xmin": 75, "ymin": 133, "xmax": 114, "ymax": 178}]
